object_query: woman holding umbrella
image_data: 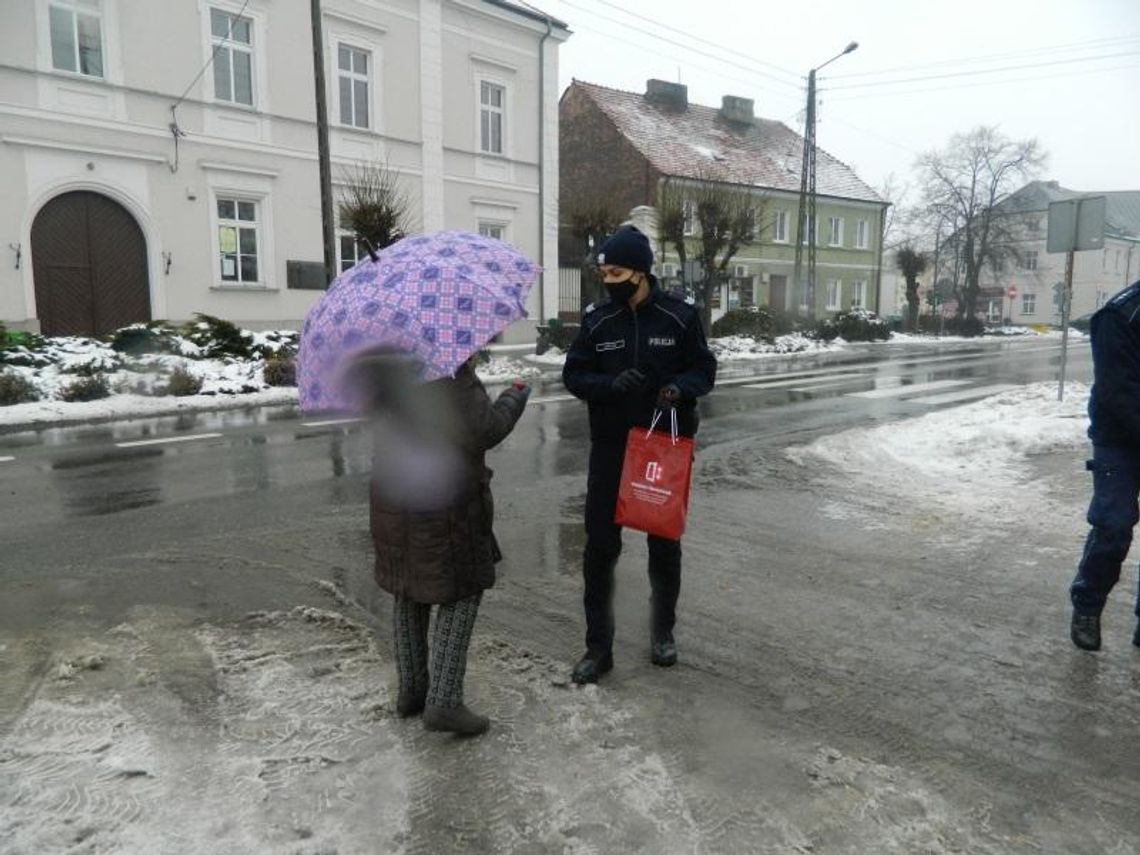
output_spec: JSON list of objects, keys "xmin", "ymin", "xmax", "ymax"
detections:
[{"xmin": 298, "ymin": 231, "xmax": 538, "ymax": 736}]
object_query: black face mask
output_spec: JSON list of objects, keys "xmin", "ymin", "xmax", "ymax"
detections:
[{"xmin": 605, "ymin": 280, "xmax": 638, "ymax": 305}]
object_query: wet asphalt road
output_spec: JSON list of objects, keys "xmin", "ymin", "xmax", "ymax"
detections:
[{"xmin": 5, "ymin": 336, "xmax": 1138, "ymax": 854}]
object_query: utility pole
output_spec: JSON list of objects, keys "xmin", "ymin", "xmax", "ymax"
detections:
[
  {"xmin": 310, "ymin": 0, "xmax": 337, "ymax": 285},
  {"xmin": 792, "ymin": 42, "xmax": 857, "ymax": 320}
]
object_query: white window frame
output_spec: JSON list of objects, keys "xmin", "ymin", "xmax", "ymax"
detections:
[
  {"xmin": 209, "ymin": 5, "xmax": 256, "ymax": 108},
  {"xmin": 851, "ymin": 280, "xmax": 866, "ymax": 308},
  {"xmin": 1021, "ymin": 250, "xmax": 1038, "ymax": 271},
  {"xmin": 683, "ymin": 200, "xmax": 696, "ymax": 237},
  {"xmin": 773, "ymin": 209, "xmax": 788, "ymax": 243},
  {"xmin": 855, "ymin": 219, "xmax": 869, "ymax": 250},
  {"xmin": 826, "ymin": 279, "xmax": 842, "ymax": 311},
  {"xmin": 336, "ymin": 43, "xmax": 371, "ymax": 129},
  {"xmin": 214, "ymin": 195, "xmax": 262, "ymax": 286},
  {"xmin": 478, "ymin": 221, "xmax": 507, "ymax": 241},
  {"xmin": 337, "ymin": 229, "xmax": 364, "ymax": 273},
  {"xmin": 734, "ymin": 264, "xmax": 749, "ymax": 279},
  {"xmin": 1021, "ymin": 293, "xmax": 1036, "ymax": 315},
  {"xmin": 48, "ymin": 0, "xmax": 104, "ymax": 78},
  {"xmin": 800, "ymin": 213, "xmax": 819, "ymax": 246},
  {"xmin": 479, "ymin": 79, "xmax": 507, "ymax": 156},
  {"xmin": 827, "ymin": 216, "xmax": 844, "ymax": 247}
]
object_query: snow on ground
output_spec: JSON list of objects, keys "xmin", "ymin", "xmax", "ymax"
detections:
[
  {"xmin": 786, "ymin": 382, "xmax": 1091, "ymax": 524},
  {"xmin": 710, "ymin": 333, "xmax": 842, "ymax": 360}
]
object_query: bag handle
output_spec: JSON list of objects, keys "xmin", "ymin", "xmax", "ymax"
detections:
[{"xmin": 646, "ymin": 408, "xmax": 680, "ymax": 445}]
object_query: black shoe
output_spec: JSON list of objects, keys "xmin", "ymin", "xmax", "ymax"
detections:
[
  {"xmin": 571, "ymin": 651, "xmax": 613, "ymax": 684},
  {"xmin": 423, "ymin": 703, "xmax": 489, "ymax": 736},
  {"xmin": 396, "ymin": 689, "xmax": 426, "ymax": 718},
  {"xmin": 1071, "ymin": 612, "xmax": 1101, "ymax": 651},
  {"xmin": 651, "ymin": 634, "xmax": 677, "ymax": 667}
]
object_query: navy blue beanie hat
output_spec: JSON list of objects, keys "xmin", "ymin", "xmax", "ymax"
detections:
[{"xmin": 597, "ymin": 225, "xmax": 654, "ymax": 275}]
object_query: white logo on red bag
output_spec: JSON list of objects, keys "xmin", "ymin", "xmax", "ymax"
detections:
[{"xmin": 645, "ymin": 461, "xmax": 664, "ymax": 483}]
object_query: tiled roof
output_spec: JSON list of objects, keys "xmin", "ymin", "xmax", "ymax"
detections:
[
  {"xmin": 572, "ymin": 80, "xmax": 883, "ymax": 205},
  {"xmin": 999, "ymin": 181, "xmax": 1140, "ymax": 238}
]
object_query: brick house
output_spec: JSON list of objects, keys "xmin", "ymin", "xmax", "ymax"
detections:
[{"xmin": 559, "ymin": 78, "xmax": 887, "ymax": 323}]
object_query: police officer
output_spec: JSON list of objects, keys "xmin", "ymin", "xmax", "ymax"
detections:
[
  {"xmin": 1070, "ymin": 278, "xmax": 1140, "ymax": 651},
  {"xmin": 563, "ymin": 225, "xmax": 717, "ymax": 683}
]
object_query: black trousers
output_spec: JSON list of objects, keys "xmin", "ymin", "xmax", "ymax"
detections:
[{"xmin": 582, "ymin": 441, "xmax": 682, "ymax": 654}]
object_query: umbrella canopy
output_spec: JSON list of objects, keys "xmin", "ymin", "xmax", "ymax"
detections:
[{"xmin": 297, "ymin": 230, "xmax": 539, "ymax": 413}]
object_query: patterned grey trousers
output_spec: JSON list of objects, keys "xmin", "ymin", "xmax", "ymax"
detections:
[{"xmin": 393, "ymin": 593, "xmax": 482, "ymax": 709}]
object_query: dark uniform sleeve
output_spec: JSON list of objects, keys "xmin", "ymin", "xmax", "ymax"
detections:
[
  {"xmin": 669, "ymin": 310, "xmax": 717, "ymax": 400},
  {"xmin": 1091, "ymin": 308, "xmax": 1140, "ymax": 440},
  {"xmin": 563, "ymin": 319, "xmax": 617, "ymax": 403}
]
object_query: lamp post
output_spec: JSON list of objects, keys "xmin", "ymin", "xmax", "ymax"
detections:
[{"xmin": 792, "ymin": 41, "xmax": 858, "ymax": 319}]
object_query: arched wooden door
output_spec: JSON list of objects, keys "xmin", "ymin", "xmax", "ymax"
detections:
[{"xmin": 31, "ymin": 191, "xmax": 151, "ymax": 337}]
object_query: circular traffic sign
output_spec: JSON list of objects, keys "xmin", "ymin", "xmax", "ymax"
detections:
[{"xmin": 1007, "ymin": 285, "xmax": 1018, "ymax": 299}]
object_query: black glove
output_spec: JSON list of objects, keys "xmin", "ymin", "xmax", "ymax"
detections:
[
  {"xmin": 657, "ymin": 383, "xmax": 681, "ymax": 408},
  {"xmin": 612, "ymin": 368, "xmax": 647, "ymax": 394}
]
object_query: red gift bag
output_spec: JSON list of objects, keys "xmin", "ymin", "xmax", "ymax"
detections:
[{"xmin": 614, "ymin": 409, "xmax": 694, "ymax": 541}]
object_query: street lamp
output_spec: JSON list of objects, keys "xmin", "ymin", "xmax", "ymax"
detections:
[{"xmin": 792, "ymin": 41, "xmax": 859, "ymax": 319}]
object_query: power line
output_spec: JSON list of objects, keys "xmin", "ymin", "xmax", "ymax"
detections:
[
  {"xmin": 561, "ymin": 15, "xmax": 805, "ymax": 108},
  {"xmin": 821, "ymin": 49, "xmax": 1140, "ymax": 91},
  {"xmin": 172, "ymin": 0, "xmax": 253, "ymax": 109},
  {"xmin": 551, "ymin": 0, "xmax": 803, "ymax": 91},
  {"xmin": 821, "ymin": 59, "xmax": 1140, "ymax": 103},
  {"xmin": 826, "ymin": 33, "xmax": 1140, "ymax": 80},
  {"xmin": 582, "ymin": 0, "xmax": 802, "ymax": 83}
]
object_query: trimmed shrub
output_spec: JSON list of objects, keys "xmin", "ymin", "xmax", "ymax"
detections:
[
  {"xmin": 263, "ymin": 356, "xmax": 296, "ymax": 387},
  {"xmin": 109, "ymin": 322, "xmax": 184, "ymax": 356},
  {"xmin": 917, "ymin": 314, "xmax": 986, "ymax": 337},
  {"xmin": 0, "ymin": 370, "xmax": 39, "ymax": 405},
  {"xmin": 832, "ymin": 308, "xmax": 891, "ymax": 342},
  {"xmin": 182, "ymin": 313, "xmax": 254, "ymax": 359},
  {"xmin": 161, "ymin": 366, "xmax": 203, "ymax": 397},
  {"xmin": 711, "ymin": 306, "xmax": 800, "ymax": 341},
  {"xmin": 59, "ymin": 374, "xmax": 111, "ymax": 402}
]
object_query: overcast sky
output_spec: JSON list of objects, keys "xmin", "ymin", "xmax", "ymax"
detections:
[{"xmin": 541, "ymin": 0, "xmax": 1140, "ymax": 204}]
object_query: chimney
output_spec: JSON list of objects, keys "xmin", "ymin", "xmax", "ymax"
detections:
[
  {"xmin": 645, "ymin": 79, "xmax": 688, "ymax": 111},
  {"xmin": 720, "ymin": 95, "xmax": 754, "ymax": 125}
]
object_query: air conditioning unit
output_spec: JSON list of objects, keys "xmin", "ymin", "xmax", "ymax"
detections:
[
  {"xmin": 663, "ymin": 263, "xmax": 678, "ymax": 278},
  {"xmin": 734, "ymin": 264, "xmax": 748, "ymax": 279}
]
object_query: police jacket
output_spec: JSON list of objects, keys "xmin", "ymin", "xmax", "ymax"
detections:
[
  {"xmin": 563, "ymin": 282, "xmax": 717, "ymax": 445},
  {"xmin": 1088, "ymin": 279, "xmax": 1140, "ymax": 449}
]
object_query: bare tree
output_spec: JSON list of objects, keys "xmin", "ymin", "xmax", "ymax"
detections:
[
  {"xmin": 895, "ymin": 245, "xmax": 927, "ymax": 332},
  {"xmin": 658, "ymin": 174, "xmax": 765, "ymax": 331},
  {"xmin": 338, "ymin": 161, "xmax": 411, "ymax": 256},
  {"xmin": 564, "ymin": 200, "xmax": 624, "ymax": 312},
  {"xmin": 916, "ymin": 127, "xmax": 1045, "ymax": 323}
]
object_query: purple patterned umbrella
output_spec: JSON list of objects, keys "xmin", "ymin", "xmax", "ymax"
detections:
[{"xmin": 297, "ymin": 230, "xmax": 539, "ymax": 413}]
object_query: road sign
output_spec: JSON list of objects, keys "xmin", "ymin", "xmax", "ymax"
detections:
[
  {"xmin": 1047, "ymin": 196, "xmax": 1106, "ymax": 253},
  {"xmin": 1007, "ymin": 285, "xmax": 1017, "ymax": 299}
]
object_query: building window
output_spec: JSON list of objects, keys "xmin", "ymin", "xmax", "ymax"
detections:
[
  {"xmin": 826, "ymin": 279, "xmax": 841, "ymax": 311},
  {"xmin": 480, "ymin": 81, "xmax": 505, "ymax": 154},
  {"xmin": 773, "ymin": 210, "xmax": 788, "ymax": 243},
  {"xmin": 851, "ymin": 280, "xmax": 866, "ymax": 308},
  {"xmin": 1020, "ymin": 250, "xmax": 1038, "ymax": 271},
  {"xmin": 800, "ymin": 212, "xmax": 818, "ymax": 245},
  {"xmin": 338, "ymin": 231, "xmax": 363, "ymax": 272},
  {"xmin": 50, "ymin": 0, "xmax": 103, "ymax": 77},
  {"xmin": 478, "ymin": 222, "xmax": 505, "ymax": 241},
  {"xmin": 211, "ymin": 8, "xmax": 254, "ymax": 106},
  {"xmin": 1115, "ymin": 250, "xmax": 1121, "ymax": 273},
  {"xmin": 856, "ymin": 219, "xmax": 869, "ymax": 249},
  {"xmin": 1021, "ymin": 293, "xmax": 1036, "ymax": 315},
  {"xmin": 337, "ymin": 45, "xmax": 370, "ymax": 128},
  {"xmin": 217, "ymin": 197, "xmax": 259, "ymax": 283},
  {"xmin": 1026, "ymin": 217, "xmax": 1040, "ymax": 232},
  {"xmin": 682, "ymin": 200, "xmax": 696, "ymax": 236},
  {"xmin": 827, "ymin": 216, "xmax": 843, "ymax": 247},
  {"xmin": 744, "ymin": 208, "xmax": 757, "ymax": 240}
]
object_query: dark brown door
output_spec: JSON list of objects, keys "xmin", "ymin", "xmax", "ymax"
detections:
[
  {"xmin": 31, "ymin": 191, "xmax": 151, "ymax": 337},
  {"xmin": 769, "ymin": 274, "xmax": 787, "ymax": 311}
]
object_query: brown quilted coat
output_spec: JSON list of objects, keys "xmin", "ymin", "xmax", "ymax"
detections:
[{"xmin": 369, "ymin": 363, "xmax": 527, "ymax": 604}]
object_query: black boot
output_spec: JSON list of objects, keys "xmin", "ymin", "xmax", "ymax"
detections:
[
  {"xmin": 571, "ymin": 651, "xmax": 613, "ymax": 684},
  {"xmin": 1071, "ymin": 612, "xmax": 1101, "ymax": 651},
  {"xmin": 396, "ymin": 688, "xmax": 426, "ymax": 717},
  {"xmin": 423, "ymin": 703, "xmax": 489, "ymax": 736},
  {"xmin": 651, "ymin": 632, "xmax": 677, "ymax": 667}
]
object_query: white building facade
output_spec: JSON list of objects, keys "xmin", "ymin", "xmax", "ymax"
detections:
[{"xmin": 0, "ymin": 0, "xmax": 568, "ymax": 340}]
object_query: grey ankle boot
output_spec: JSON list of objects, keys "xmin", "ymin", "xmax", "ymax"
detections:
[{"xmin": 423, "ymin": 703, "xmax": 489, "ymax": 736}]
